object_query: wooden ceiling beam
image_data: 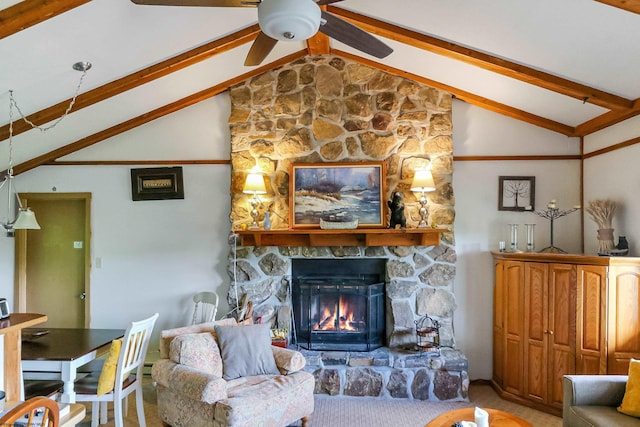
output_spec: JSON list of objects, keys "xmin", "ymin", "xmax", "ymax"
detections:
[
  {"xmin": 328, "ymin": 6, "xmax": 633, "ymax": 112},
  {"xmin": 575, "ymin": 97, "xmax": 640, "ymax": 135},
  {"xmin": 594, "ymin": 0, "xmax": 640, "ymax": 14},
  {"xmin": 9, "ymin": 51, "xmax": 306, "ymax": 176},
  {"xmin": 306, "ymin": 32, "xmax": 331, "ymax": 56},
  {"xmin": 334, "ymin": 50, "xmax": 576, "ymax": 137},
  {"xmin": 0, "ymin": 24, "xmax": 261, "ymax": 142},
  {"xmin": 0, "ymin": 0, "xmax": 91, "ymax": 40}
]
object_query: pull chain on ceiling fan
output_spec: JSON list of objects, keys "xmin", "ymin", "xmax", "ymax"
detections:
[{"xmin": 130, "ymin": 0, "xmax": 393, "ymax": 66}]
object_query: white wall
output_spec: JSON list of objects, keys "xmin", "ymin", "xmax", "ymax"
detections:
[
  {"xmin": 452, "ymin": 100, "xmax": 581, "ymax": 379},
  {"xmin": 583, "ymin": 116, "xmax": 640, "ymax": 256},
  {"xmin": 0, "ymin": 95, "xmax": 232, "ymax": 353}
]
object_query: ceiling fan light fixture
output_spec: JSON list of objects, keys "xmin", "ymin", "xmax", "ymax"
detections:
[{"xmin": 258, "ymin": 0, "xmax": 321, "ymax": 41}]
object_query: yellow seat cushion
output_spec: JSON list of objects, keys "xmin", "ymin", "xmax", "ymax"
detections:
[
  {"xmin": 97, "ymin": 339, "xmax": 122, "ymax": 396},
  {"xmin": 618, "ymin": 358, "xmax": 640, "ymax": 417}
]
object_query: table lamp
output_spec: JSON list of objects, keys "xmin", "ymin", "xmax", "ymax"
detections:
[
  {"xmin": 243, "ymin": 172, "xmax": 267, "ymax": 229},
  {"xmin": 410, "ymin": 169, "xmax": 436, "ymax": 228}
]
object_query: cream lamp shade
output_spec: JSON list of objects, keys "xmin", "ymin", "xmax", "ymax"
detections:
[
  {"xmin": 13, "ymin": 207, "xmax": 41, "ymax": 230},
  {"xmin": 410, "ymin": 169, "xmax": 436, "ymax": 192},
  {"xmin": 243, "ymin": 173, "xmax": 267, "ymax": 195}
]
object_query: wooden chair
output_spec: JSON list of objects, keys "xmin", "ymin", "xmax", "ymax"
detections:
[
  {"xmin": 0, "ymin": 396, "xmax": 59, "ymax": 427},
  {"xmin": 191, "ymin": 291, "xmax": 219, "ymax": 324},
  {"xmin": 74, "ymin": 313, "xmax": 159, "ymax": 427}
]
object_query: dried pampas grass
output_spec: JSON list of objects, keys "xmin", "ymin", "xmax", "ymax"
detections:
[{"xmin": 586, "ymin": 199, "xmax": 616, "ymax": 253}]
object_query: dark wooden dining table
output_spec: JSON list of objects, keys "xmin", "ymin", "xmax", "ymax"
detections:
[{"xmin": 21, "ymin": 327, "xmax": 125, "ymax": 403}]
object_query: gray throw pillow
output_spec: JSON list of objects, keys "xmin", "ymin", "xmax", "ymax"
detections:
[{"xmin": 214, "ymin": 323, "xmax": 280, "ymax": 380}]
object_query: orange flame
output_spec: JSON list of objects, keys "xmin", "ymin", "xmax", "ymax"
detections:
[{"xmin": 312, "ymin": 296, "xmax": 359, "ymax": 331}]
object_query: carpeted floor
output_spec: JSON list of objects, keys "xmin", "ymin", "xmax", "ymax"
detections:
[{"xmin": 78, "ymin": 377, "xmax": 562, "ymax": 427}]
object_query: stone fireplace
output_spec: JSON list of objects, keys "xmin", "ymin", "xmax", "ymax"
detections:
[{"xmin": 226, "ymin": 55, "xmax": 467, "ymax": 400}]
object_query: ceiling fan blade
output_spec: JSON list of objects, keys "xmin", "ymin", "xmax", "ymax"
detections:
[
  {"xmin": 244, "ymin": 32, "xmax": 278, "ymax": 66},
  {"xmin": 319, "ymin": 11, "xmax": 393, "ymax": 59},
  {"xmin": 130, "ymin": 0, "xmax": 256, "ymax": 6},
  {"xmin": 315, "ymin": 0, "xmax": 344, "ymax": 5}
]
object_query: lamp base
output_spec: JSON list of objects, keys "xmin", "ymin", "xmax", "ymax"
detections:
[{"xmin": 538, "ymin": 245, "xmax": 567, "ymax": 254}]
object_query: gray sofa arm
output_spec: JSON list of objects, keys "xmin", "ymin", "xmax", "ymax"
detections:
[
  {"xmin": 563, "ymin": 375, "xmax": 628, "ymax": 407},
  {"xmin": 152, "ymin": 358, "xmax": 227, "ymax": 404}
]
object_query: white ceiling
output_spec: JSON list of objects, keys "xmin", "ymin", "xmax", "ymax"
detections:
[{"xmin": 1, "ymin": 0, "xmax": 639, "ymax": 170}]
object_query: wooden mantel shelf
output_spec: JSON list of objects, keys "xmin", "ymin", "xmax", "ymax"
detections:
[{"xmin": 235, "ymin": 228, "xmax": 447, "ymax": 247}]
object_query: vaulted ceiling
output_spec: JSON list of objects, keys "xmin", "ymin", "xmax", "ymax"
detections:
[{"xmin": 2, "ymin": 0, "xmax": 640, "ymax": 175}]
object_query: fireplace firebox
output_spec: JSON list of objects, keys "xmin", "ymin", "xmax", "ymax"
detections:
[{"xmin": 292, "ymin": 259, "xmax": 386, "ymax": 351}]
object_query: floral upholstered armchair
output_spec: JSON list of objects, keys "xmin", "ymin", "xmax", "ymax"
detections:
[{"xmin": 152, "ymin": 318, "xmax": 314, "ymax": 427}]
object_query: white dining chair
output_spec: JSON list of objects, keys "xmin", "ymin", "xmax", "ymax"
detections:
[
  {"xmin": 73, "ymin": 313, "xmax": 159, "ymax": 427},
  {"xmin": 191, "ymin": 291, "xmax": 219, "ymax": 324}
]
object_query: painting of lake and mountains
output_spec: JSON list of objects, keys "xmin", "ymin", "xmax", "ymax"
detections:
[{"xmin": 292, "ymin": 163, "xmax": 384, "ymax": 227}]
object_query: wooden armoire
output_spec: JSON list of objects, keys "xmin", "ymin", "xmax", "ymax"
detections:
[{"xmin": 492, "ymin": 252, "xmax": 640, "ymax": 416}]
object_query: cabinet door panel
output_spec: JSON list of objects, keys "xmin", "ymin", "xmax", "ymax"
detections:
[
  {"xmin": 503, "ymin": 261, "xmax": 524, "ymax": 395},
  {"xmin": 524, "ymin": 263, "xmax": 548, "ymax": 403},
  {"xmin": 493, "ymin": 260, "xmax": 505, "ymax": 386},
  {"xmin": 609, "ymin": 267, "xmax": 640, "ymax": 373},
  {"xmin": 548, "ymin": 264, "xmax": 576, "ymax": 408},
  {"xmin": 576, "ymin": 265, "xmax": 607, "ymax": 374}
]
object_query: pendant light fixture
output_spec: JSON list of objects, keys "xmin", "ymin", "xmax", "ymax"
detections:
[{"xmin": 0, "ymin": 61, "xmax": 91, "ymax": 235}]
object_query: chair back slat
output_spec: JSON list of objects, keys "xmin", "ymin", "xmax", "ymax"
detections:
[
  {"xmin": 191, "ymin": 292, "xmax": 219, "ymax": 324},
  {"xmin": 116, "ymin": 313, "xmax": 159, "ymax": 385}
]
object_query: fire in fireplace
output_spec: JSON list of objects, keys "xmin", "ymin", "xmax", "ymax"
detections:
[{"xmin": 292, "ymin": 258, "xmax": 386, "ymax": 351}]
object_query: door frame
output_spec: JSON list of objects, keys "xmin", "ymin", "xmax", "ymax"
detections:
[{"xmin": 14, "ymin": 192, "xmax": 92, "ymax": 327}]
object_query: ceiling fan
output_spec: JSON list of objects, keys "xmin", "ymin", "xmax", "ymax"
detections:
[{"xmin": 130, "ymin": 0, "xmax": 393, "ymax": 66}]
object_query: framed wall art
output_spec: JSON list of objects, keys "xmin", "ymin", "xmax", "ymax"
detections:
[
  {"xmin": 498, "ymin": 176, "xmax": 535, "ymax": 211},
  {"xmin": 131, "ymin": 167, "xmax": 184, "ymax": 201},
  {"xmin": 290, "ymin": 162, "xmax": 385, "ymax": 228}
]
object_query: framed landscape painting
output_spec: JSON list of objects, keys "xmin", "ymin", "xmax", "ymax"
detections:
[{"xmin": 290, "ymin": 162, "xmax": 385, "ymax": 228}]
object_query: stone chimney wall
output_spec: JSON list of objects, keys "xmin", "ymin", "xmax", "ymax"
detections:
[{"xmin": 227, "ymin": 55, "xmax": 457, "ymax": 349}]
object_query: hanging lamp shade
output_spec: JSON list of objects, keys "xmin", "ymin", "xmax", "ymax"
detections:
[{"xmin": 13, "ymin": 207, "xmax": 40, "ymax": 230}]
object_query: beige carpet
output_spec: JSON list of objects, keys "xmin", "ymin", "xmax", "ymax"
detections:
[{"xmin": 77, "ymin": 378, "xmax": 562, "ymax": 427}]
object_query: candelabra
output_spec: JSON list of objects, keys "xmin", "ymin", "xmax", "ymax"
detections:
[{"xmin": 532, "ymin": 200, "xmax": 579, "ymax": 253}]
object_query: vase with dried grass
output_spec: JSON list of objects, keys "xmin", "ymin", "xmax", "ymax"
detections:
[{"xmin": 585, "ymin": 199, "xmax": 616, "ymax": 255}]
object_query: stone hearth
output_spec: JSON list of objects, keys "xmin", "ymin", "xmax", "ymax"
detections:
[{"xmin": 303, "ymin": 347, "xmax": 468, "ymax": 401}]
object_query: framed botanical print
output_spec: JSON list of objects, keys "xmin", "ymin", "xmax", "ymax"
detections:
[{"xmin": 498, "ymin": 176, "xmax": 535, "ymax": 211}]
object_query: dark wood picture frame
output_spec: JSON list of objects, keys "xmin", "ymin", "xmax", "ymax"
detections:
[
  {"xmin": 131, "ymin": 167, "xmax": 184, "ymax": 201},
  {"xmin": 498, "ymin": 176, "xmax": 535, "ymax": 211},
  {"xmin": 290, "ymin": 162, "xmax": 386, "ymax": 228}
]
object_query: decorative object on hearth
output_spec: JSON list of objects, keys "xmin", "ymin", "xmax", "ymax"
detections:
[
  {"xmin": 129, "ymin": 0, "xmax": 393, "ymax": 67},
  {"xmin": 585, "ymin": 198, "xmax": 617, "ymax": 255},
  {"xmin": 532, "ymin": 200, "xmax": 580, "ymax": 253},
  {"xmin": 415, "ymin": 315, "xmax": 440, "ymax": 356},
  {"xmin": 0, "ymin": 61, "xmax": 91, "ymax": 235},
  {"xmin": 243, "ymin": 171, "xmax": 267, "ymax": 229},
  {"xmin": 410, "ymin": 168, "xmax": 436, "ymax": 228},
  {"xmin": 387, "ymin": 191, "xmax": 406, "ymax": 229}
]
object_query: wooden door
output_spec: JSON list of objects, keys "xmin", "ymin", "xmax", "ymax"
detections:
[
  {"xmin": 15, "ymin": 193, "xmax": 91, "ymax": 328},
  {"xmin": 503, "ymin": 261, "xmax": 525, "ymax": 396},
  {"xmin": 523, "ymin": 262, "xmax": 548, "ymax": 405},
  {"xmin": 608, "ymin": 263, "xmax": 640, "ymax": 374},
  {"xmin": 576, "ymin": 264, "xmax": 607, "ymax": 374},
  {"xmin": 547, "ymin": 263, "xmax": 576, "ymax": 409}
]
